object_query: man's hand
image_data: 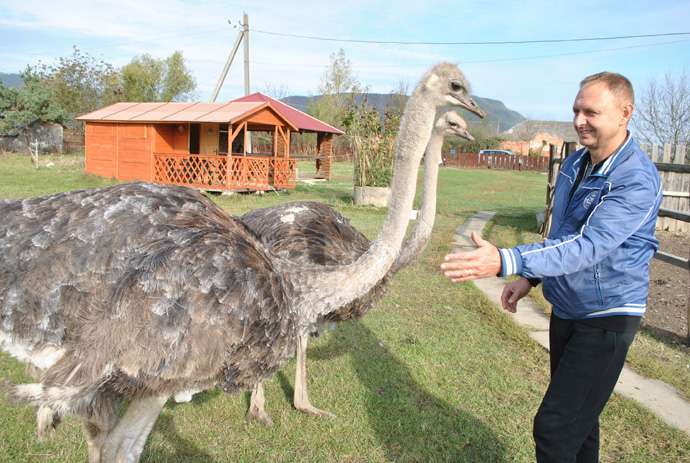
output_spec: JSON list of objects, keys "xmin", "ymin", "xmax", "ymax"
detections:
[
  {"xmin": 501, "ymin": 277, "xmax": 533, "ymax": 313},
  {"xmin": 441, "ymin": 231, "xmax": 501, "ymax": 282}
]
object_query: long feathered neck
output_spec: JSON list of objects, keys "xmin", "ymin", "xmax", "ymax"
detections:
[
  {"xmin": 273, "ymin": 82, "xmax": 438, "ymax": 323},
  {"xmin": 390, "ymin": 127, "xmax": 444, "ymax": 275}
]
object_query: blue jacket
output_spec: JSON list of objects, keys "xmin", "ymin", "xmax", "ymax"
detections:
[{"xmin": 498, "ymin": 133, "xmax": 662, "ymax": 320}]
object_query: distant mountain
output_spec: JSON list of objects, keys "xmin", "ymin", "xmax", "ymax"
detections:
[
  {"xmin": 282, "ymin": 93, "xmax": 526, "ymax": 133},
  {"xmin": 470, "ymin": 96, "xmax": 526, "ymax": 132},
  {"xmin": 0, "ymin": 76, "xmax": 526, "ymax": 132},
  {"xmin": 0, "ymin": 73, "xmax": 23, "ymax": 88}
]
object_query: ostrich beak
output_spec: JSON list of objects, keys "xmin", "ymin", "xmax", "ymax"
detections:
[
  {"xmin": 453, "ymin": 127, "xmax": 474, "ymax": 141},
  {"xmin": 452, "ymin": 94, "xmax": 486, "ymax": 119}
]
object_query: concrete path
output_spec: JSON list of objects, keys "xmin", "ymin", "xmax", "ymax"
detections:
[{"xmin": 450, "ymin": 211, "xmax": 690, "ymax": 436}]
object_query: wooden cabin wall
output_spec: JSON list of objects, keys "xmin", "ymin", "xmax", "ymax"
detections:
[
  {"xmin": 172, "ymin": 124, "xmax": 189, "ymax": 154},
  {"xmin": 155, "ymin": 124, "xmax": 176, "ymax": 153},
  {"xmin": 85, "ymin": 122, "xmax": 118, "ymax": 178},
  {"xmin": 118, "ymin": 124, "xmax": 153, "ymax": 181},
  {"xmin": 84, "ymin": 122, "xmax": 154, "ymax": 182}
]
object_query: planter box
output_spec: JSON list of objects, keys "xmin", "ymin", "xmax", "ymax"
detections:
[{"xmin": 354, "ymin": 185, "xmax": 391, "ymax": 207}]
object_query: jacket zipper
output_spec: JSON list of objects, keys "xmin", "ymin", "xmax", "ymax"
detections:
[{"xmin": 594, "ymin": 264, "xmax": 604, "ymax": 305}]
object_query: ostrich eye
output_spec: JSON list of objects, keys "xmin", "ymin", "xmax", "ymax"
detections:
[
  {"xmin": 449, "ymin": 121, "xmax": 458, "ymax": 127},
  {"xmin": 450, "ymin": 81, "xmax": 464, "ymax": 92}
]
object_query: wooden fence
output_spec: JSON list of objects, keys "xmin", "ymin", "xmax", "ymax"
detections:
[
  {"xmin": 63, "ymin": 128, "xmax": 85, "ymax": 153},
  {"xmin": 639, "ymin": 143, "xmax": 689, "ymax": 232},
  {"xmin": 442, "ymin": 151, "xmax": 550, "ymax": 171}
]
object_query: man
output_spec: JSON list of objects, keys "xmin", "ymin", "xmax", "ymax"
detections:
[{"xmin": 440, "ymin": 72, "xmax": 662, "ymax": 462}]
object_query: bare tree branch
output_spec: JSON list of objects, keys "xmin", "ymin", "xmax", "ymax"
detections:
[{"xmin": 633, "ymin": 66, "xmax": 690, "ymax": 151}]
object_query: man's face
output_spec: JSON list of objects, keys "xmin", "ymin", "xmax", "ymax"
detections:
[{"xmin": 572, "ymin": 82, "xmax": 630, "ymax": 159}]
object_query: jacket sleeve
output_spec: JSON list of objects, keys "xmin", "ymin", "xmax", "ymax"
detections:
[{"xmin": 498, "ymin": 168, "xmax": 662, "ymax": 279}]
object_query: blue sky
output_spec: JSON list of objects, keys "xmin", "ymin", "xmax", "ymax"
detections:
[{"xmin": 1, "ymin": 0, "xmax": 689, "ymax": 122}]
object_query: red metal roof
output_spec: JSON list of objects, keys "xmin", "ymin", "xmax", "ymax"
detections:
[
  {"xmin": 76, "ymin": 101, "xmax": 298, "ymax": 131},
  {"xmin": 230, "ymin": 93, "xmax": 344, "ymax": 135}
]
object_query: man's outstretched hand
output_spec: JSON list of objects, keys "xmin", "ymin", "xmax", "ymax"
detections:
[{"xmin": 441, "ymin": 231, "xmax": 502, "ymax": 282}]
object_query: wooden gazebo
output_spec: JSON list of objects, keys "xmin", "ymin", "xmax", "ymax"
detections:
[
  {"xmin": 230, "ymin": 93, "xmax": 344, "ymax": 180},
  {"xmin": 77, "ymin": 96, "xmax": 341, "ymax": 191}
]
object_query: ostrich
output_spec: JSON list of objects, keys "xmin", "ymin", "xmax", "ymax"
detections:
[
  {"xmin": 0, "ymin": 62, "xmax": 481, "ymax": 463},
  {"xmin": 241, "ymin": 111, "xmax": 477, "ymax": 426}
]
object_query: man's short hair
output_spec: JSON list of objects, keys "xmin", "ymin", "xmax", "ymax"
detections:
[{"xmin": 580, "ymin": 72, "xmax": 634, "ymax": 106}]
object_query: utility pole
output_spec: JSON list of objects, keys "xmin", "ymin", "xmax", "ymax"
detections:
[
  {"xmin": 210, "ymin": 13, "xmax": 250, "ymax": 102},
  {"xmin": 243, "ymin": 13, "xmax": 250, "ymax": 96}
]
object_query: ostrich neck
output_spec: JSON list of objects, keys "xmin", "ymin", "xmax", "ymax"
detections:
[
  {"xmin": 391, "ymin": 129, "xmax": 443, "ymax": 274},
  {"xmin": 274, "ymin": 94, "xmax": 438, "ymax": 323}
]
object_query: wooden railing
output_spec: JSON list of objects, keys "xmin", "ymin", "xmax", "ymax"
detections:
[
  {"xmin": 270, "ymin": 157, "xmax": 297, "ymax": 189},
  {"xmin": 153, "ymin": 153, "xmax": 296, "ymax": 191}
]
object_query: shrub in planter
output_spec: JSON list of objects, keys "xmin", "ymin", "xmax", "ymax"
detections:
[{"xmin": 342, "ymin": 103, "xmax": 400, "ymax": 188}]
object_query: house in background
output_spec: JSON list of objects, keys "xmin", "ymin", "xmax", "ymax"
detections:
[
  {"xmin": 500, "ymin": 120, "xmax": 580, "ymax": 156},
  {"xmin": 77, "ymin": 93, "xmax": 343, "ymax": 191}
]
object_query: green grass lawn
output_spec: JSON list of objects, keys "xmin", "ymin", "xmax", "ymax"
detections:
[{"xmin": 0, "ymin": 152, "xmax": 688, "ymax": 462}]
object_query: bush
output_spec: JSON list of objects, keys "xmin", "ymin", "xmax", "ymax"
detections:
[{"xmin": 342, "ymin": 103, "xmax": 399, "ymax": 187}]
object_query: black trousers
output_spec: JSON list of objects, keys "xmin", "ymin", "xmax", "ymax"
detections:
[{"xmin": 533, "ymin": 314, "xmax": 637, "ymax": 463}]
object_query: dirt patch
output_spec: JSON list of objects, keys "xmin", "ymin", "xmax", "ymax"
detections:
[{"xmin": 644, "ymin": 230, "xmax": 690, "ymax": 343}]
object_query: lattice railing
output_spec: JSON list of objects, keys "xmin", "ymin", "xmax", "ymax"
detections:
[
  {"xmin": 270, "ymin": 158, "xmax": 296, "ymax": 188},
  {"xmin": 229, "ymin": 156, "xmax": 269, "ymax": 190},
  {"xmin": 153, "ymin": 153, "xmax": 296, "ymax": 191}
]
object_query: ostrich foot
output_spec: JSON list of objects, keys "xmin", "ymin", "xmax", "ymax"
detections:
[
  {"xmin": 244, "ymin": 403, "xmax": 275, "ymax": 428},
  {"xmin": 296, "ymin": 402, "xmax": 337, "ymax": 419}
]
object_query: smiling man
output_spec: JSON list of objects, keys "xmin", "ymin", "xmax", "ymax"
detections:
[{"xmin": 440, "ymin": 73, "xmax": 663, "ymax": 462}]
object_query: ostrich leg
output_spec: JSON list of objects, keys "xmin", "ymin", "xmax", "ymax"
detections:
[
  {"xmin": 246, "ymin": 383, "xmax": 275, "ymax": 427},
  {"xmin": 80, "ymin": 404, "xmax": 118, "ymax": 463},
  {"xmin": 100, "ymin": 395, "xmax": 169, "ymax": 463},
  {"xmin": 293, "ymin": 333, "xmax": 336, "ymax": 418}
]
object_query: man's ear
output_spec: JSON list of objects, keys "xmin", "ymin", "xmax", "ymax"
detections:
[{"xmin": 621, "ymin": 103, "xmax": 634, "ymax": 125}]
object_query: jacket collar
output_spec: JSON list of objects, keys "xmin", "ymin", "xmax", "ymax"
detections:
[{"xmin": 580, "ymin": 130, "xmax": 633, "ymax": 177}]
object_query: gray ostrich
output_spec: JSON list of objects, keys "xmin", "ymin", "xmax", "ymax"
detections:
[
  {"xmin": 0, "ymin": 62, "xmax": 481, "ymax": 463},
  {"xmin": 241, "ymin": 111, "xmax": 478, "ymax": 426}
]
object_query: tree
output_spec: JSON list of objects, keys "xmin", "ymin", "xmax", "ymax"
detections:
[
  {"xmin": 386, "ymin": 79, "xmax": 410, "ymax": 122},
  {"xmin": 0, "ymin": 67, "xmax": 69, "ymax": 156},
  {"xmin": 36, "ymin": 47, "xmax": 119, "ymax": 126},
  {"xmin": 308, "ymin": 49, "xmax": 364, "ymax": 130},
  {"xmin": 120, "ymin": 51, "xmax": 197, "ymax": 103},
  {"xmin": 633, "ymin": 67, "xmax": 690, "ymax": 149}
]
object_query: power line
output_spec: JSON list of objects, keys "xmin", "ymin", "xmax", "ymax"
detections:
[
  {"xmin": 462, "ymin": 38, "xmax": 690, "ymax": 64},
  {"xmin": 250, "ymin": 38, "xmax": 690, "ymax": 69},
  {"xmin": 251, "ymin": 30, "xmax": 690, "ymax": 46}
]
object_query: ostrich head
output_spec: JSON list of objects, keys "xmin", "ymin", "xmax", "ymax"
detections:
[
  {"xmin": 425, "ymin": 111, "xmax": 474, "ymax": 165},
  {"xmin": 421, "ymin": 62, "xmax": 486, "ymax": 119},
  {"xmin": 437, "ymin": 110, "xmax": 474, "ymax": 142}
]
